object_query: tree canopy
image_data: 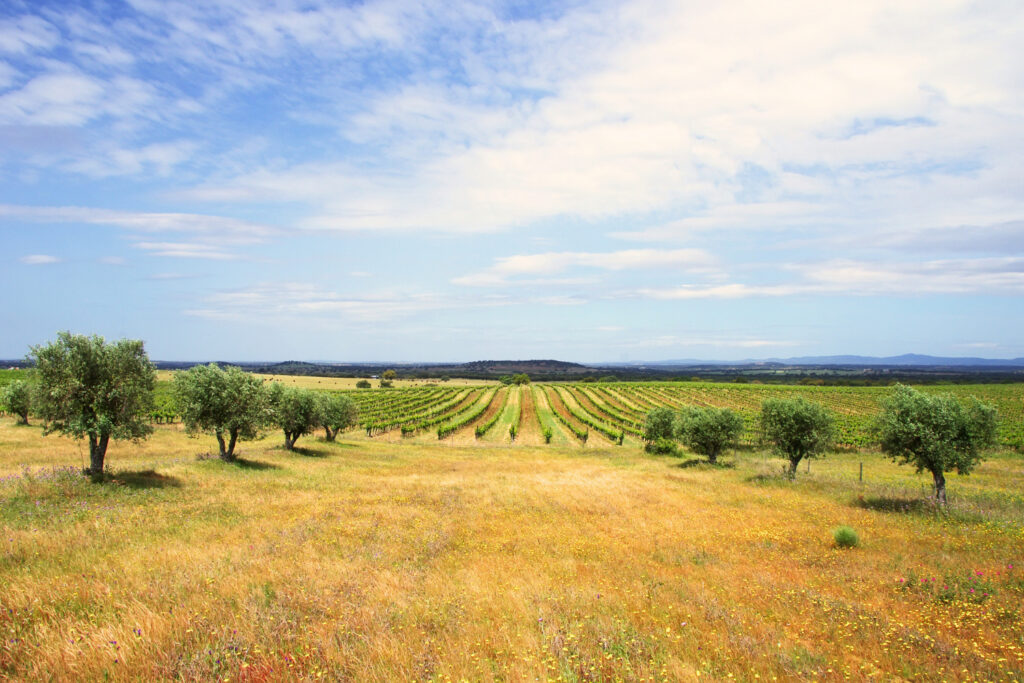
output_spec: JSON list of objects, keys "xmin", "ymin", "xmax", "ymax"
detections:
[
  {"xmin": 760, "ymin": 396, "xmax": 834, "ymax": 477},
  {"xmin": 174, "ymin": 364, "xmax": 270, "ymax": 461},
  {"xmin": 1, "ymin": 379, "xmax": 33, "ymax": 425},
  {"xmin": 676, "ymin": 406, "xmax": 744, "ymax": 464},
  {"xmin": 875, "ymin": 384, "xmax": 997, "ymax": 504},
  {"xmin": 269, "ymin": 384, "xmax": 321, "ymax": 450},
  {"xmin": 319, "ymin": 393, "xmax": 358, "ymax": 441},
  {"xmin": 643, "ymin": 406, "xmax": 676, "ymax": 443},
  {"xmin": 31, "ymin": 332, "xmax": 155, "ymax": 477}
]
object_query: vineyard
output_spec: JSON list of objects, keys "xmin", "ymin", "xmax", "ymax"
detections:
[{"xmin": 331, "ymin": 381, "xmax": 1024, "ymax": 449}]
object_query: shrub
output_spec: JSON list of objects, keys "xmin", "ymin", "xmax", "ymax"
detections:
[
  {"xmin": 833, "ymin": 526, "xmax": 859, "ymax": 548},
  {"xmin": 645, "ymin": 437, "xmax": 678, "ymax": 455},
  {"xmin": 542, "ymin": 426, "xmax": 553, "ymax": 444},
  {"xmin": 355, "ymin": 379, "xmax": 371, "ymax": 389}
]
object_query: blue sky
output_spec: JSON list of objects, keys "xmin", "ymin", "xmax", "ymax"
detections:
[{"xmin": 2, "ymin": 0, "xmax": 1023, "ymax": 362}]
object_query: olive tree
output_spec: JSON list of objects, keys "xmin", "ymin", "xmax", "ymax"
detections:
[
  {"xmin": 1, "ymin": 379, "xmax": 33, "ymax": 424},
  {"xmin": 319, "ymin": 392, "xmax": 358, "ymax": 441},
  {"xmin": 173, "ymin": 364, "xmax": 269, "ymax": 461},
  {"xmin": 676, "ymin": 406, "xmax": 744, "ymax": 465},
  {"xmin": 644, "ymin": 407, "xmax": 676, "ymax": 443},
  {"xmin": 760, "ymin": 396, "xmax": 834, "ymax": 478},
  {"xmin": 875, "ymin": 384, "xmax": 997, "ymax": 505},
  {"xmin": 31, "ymin": 332, "xmax": 155, "ymax": 477},
  {"xmin": 269, "ymin": 384, "xmax": 321, "ymax": 450}
]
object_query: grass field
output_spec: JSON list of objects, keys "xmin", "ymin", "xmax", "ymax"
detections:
[{"xmin": 1, "ymin": 409, "xmax": 1022, "ymax": 681}]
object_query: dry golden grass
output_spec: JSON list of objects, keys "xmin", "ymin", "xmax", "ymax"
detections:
[{"xmin": 1, "ymin": 417, "xmax": 1022, "ymax": 681}]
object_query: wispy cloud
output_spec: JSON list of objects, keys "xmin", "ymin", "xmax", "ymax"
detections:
[
  {"xmin": 630, "ymin": 257, "xmax": 1024, "ymax": 300},
  {"xmin": 19, "ymin": 254, "xmax": 60, "ymax": 265},
  {"xmin": 134, "ymin": 242, "xmax": 236, "ymax": 260},
  {"xmin": 185, "ymin": 282, "xmax": 508, "ymax": 323},
  {"xmin": 0, "ymin": 204, "xmax": 278, "ymax": 241},
  {"xmin": 165, "ymin": 1, "xmax": 1024, "ymax": 239},
  {"xmin": 454, "ymin": 248, "xmax": 715, "ymax": 287},
  {"xmin": 0, "ymin": 204, "xmax": 278, "ymax": 259},
  {"xmin": 0, "ymin": 15, "xmax": 59, "ymax": 55}
]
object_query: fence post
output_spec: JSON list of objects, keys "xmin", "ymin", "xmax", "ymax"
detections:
[{"xmin": 859, "ymin": 461, "xmax": 863, "ymax": 484}]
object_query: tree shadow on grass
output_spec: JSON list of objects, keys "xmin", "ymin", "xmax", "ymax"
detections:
[
  {"xmin": 853, "ymin": 495, "xmax": 932, "ymax": 514},
  {"xmin": 318, "ymin": 439, "xmax": 359, "ymax": 450},
  {"xmin": 109, "ymin": 470, "xmax": 182, "ymax": 489},
  {"xmin": 677, "ymin": 458, "xmax": 705, "ymax": 469},
  {"xmin": 676, "ymin": 458, "xmax": 736, "ymax": 469},
  {"xmin": 233, "ymin": 457, "xmax": 281, "ymax": 470},
  {"xmin": 196, "ymin": 453, "xmax": 281, "ymax": 470},
  {"xmin": 287, "ymin": 445, "xmax": 329, "ymax": 458}
]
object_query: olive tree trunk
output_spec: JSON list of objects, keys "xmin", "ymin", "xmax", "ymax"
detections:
[
  {"xmin": 932, "ymin": 470, "xmax": 947, "ymax": 506},
  {"xmin": 215, "ymin": 429, "xmax": 240, "ymax": 461},
  {"xmin": 87, "ymin": 433, "xmax": 110, "ymax": 477},
  {"xmin": 324, "ymin": 426, "xmax": 337, "ymax": 442},
  {"xmin": 788, "ymin": 456, "xmax": 800, "ymax": 479}
]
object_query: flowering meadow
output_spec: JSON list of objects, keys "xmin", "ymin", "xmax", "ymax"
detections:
[{"xmin": 0, "ymin": 404, "xmax": 1022, "ymax": 681}]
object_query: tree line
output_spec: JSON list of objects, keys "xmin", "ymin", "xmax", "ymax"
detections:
[
  {"xmin": 642, "ymin": 389, "xmax": 997, "ymax": 504},
  {"xmin": 1, "ymin": 333, "xmax": 1002, "ymax": 502},
  {"xmin": 4, "ymin": 333, "xmax": 358, "ymax": 477}
]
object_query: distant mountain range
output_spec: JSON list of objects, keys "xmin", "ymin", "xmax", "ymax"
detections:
[{"xmin": 609, "ymin": 354, "xmax": 1024, "ymax": 368}]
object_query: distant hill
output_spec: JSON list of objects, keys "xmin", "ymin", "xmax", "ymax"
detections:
[
  {"xmin": 459, "ymin": 359, "xmax": 590, "ymax": 375},
  {"xmin": 103, "ymin": 353, "xmax": 1024, "ymax": 386}
]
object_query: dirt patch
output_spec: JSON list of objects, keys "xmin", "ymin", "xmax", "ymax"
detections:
[{"xmin": 516, "ymin": 385, "xmax": 544, "ymax": 446}]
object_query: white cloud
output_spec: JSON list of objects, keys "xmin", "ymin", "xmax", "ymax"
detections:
[
  {"xmin": 453, "ymin": 248, "xmax": 715, "ymax": 287},
  {"xmin": 0, "ymin": 204, "xmax": 278, "ymax": 244},
  {"xmin": 19, "ymin": 254, "xmax": 60, "ymax": 265},
  {"xmin": 71, "ymin": 42, "xmax": 135, "ymax": 67},
  {"xmin": 65, "ymin": 140, "xmax": 199, "ymax": 178},
  {"xmin": 1, "ymin": 204, "xmax": 279, "ymax": 260},
  {"xmin": 184, "ymin": 282, "xmax": 504, "ymax": 323},
  {"xmin": 630, "ymin": 257, "xmax": 1024, "ymax": 299},
  {"xmin": 0, "ymin": 15, "xmax": 59, "ymax": 55},
  {"xmin": 134, "ymin": 242, "xmax": 236, "ymax": 260},
  {"xmin": 175, "ymin": 1, "xmax": 1024, "ymax": 238},
  {"xmin": 0, "ymin": 72, "xmax": 105, "ymax": 126},
  {"xmin": 0, "ymin": 61, "xmax": 18, "ymax": 89}
]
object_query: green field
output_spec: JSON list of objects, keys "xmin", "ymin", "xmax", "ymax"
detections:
[{"xmin": 1, "ymin": 379, "xmax": 1023, "ymax": 681}]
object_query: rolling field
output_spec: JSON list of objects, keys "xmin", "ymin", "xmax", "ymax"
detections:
[{"xmin": 1, "ymin": 380, "xmax": 1023, "ymax": 681}]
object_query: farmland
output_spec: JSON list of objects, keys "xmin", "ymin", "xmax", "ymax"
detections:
[
  {"xmin": 0, "ymin": 377, "xmax": 1022, "ymax": 681},
  {"xmin": 323, "ymin": 381, "xmax": 1024, "ymax": 450}
]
